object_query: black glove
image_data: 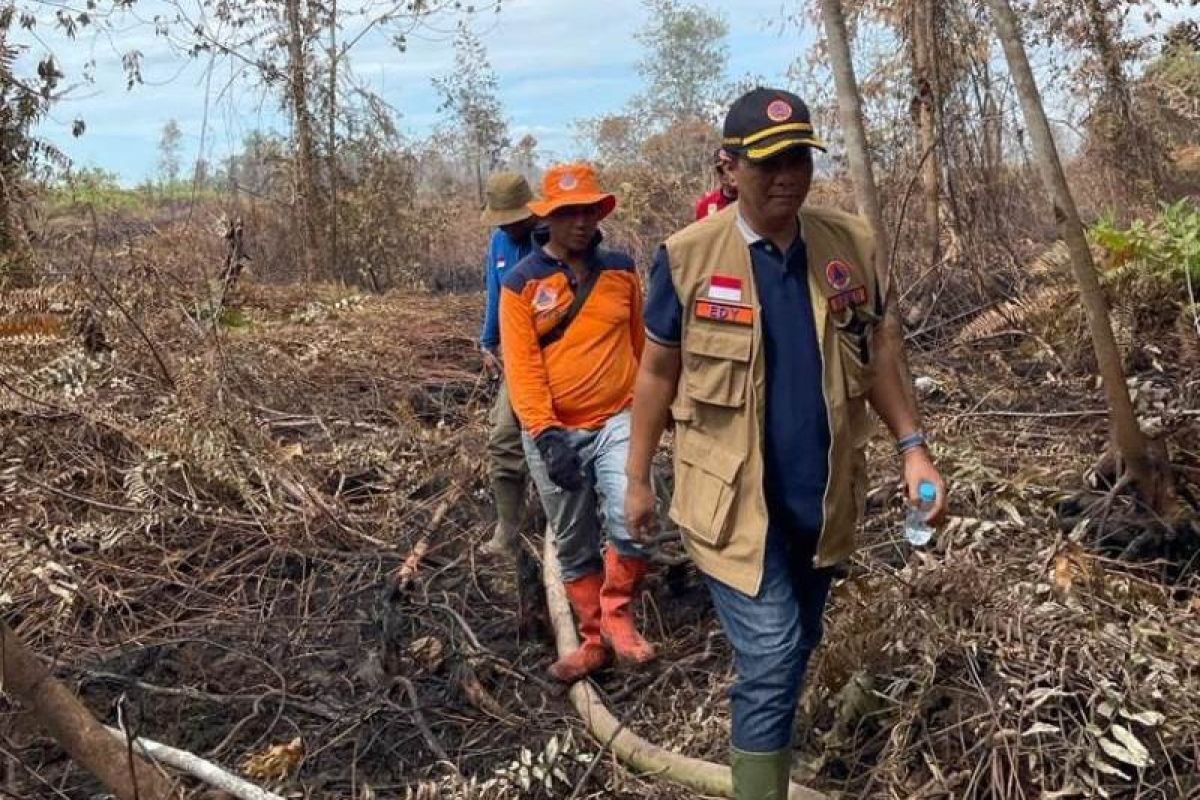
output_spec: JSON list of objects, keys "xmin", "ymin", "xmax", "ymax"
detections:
[{"xmin": 535, "ymin": 428, "xmax": 584, "ymax": 492}]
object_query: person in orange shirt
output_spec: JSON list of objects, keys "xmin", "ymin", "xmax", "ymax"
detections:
[{"xmin": 499, "ymin": 163, "xmax": 655, "ymax": 683}]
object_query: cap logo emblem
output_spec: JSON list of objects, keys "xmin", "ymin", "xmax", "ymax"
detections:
[
  {"xmin": 826, "ymin": 259, "xmax": 852, "ymax": 290},
  {"xmin": 558, "ymin": 173, "xmax": 578, "ymax": 191},
  {"xmin": 766, "ymin": 99, "xmax": 793, "ymax": 122}
]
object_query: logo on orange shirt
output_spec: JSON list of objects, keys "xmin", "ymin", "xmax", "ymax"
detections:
[{"xmin": 534, "ymin": 286, "xmax": 559, "ymax": 312}]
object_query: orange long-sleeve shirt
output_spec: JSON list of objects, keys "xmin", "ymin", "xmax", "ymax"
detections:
[{"xmin": 499, "ymin": 242, "xmax": 645, "ymax": 438}]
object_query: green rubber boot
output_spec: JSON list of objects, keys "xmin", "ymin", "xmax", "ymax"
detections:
[
  {"xmin": 480, "ymin": 477, "xmax": 525, "ymax": 558},
  {"xmin": 731, "ymin": 747, "xmax": 791, "ymax": 800}
]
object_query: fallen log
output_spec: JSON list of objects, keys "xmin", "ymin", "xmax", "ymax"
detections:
[
  {"xmin": 541, "ymin": 533, "xmax": 827, "ymax": 800},
  {"xmin": 0, "ymin": 622, "xmax": 181, "ymax": 800}
]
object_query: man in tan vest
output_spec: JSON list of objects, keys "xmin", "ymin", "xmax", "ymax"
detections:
[{"xmin": 625, "ymin": 87, "xmax": 947, "ymax": 798}]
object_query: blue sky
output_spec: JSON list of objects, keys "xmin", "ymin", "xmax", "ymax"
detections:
[{"xmin": 33, "ymin": 0, "xmax": 815, "ymax": 183}]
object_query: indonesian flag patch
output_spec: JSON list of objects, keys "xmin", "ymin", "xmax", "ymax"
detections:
[{"xmin": 707, "ymin": 274, "xmax": 743, "ymax": 302}]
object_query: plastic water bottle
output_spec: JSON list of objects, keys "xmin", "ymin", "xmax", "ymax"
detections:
[{"xmin": 904, "ymin": 481, "xmax": 938, "ymax": 546}]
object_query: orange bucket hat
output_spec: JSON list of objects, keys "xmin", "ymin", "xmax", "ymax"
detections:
[{"xmin": 527, "ymin": 163, "xmax": 616, "ymax": 219}]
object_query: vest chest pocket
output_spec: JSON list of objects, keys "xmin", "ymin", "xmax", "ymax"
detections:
[
  {"xmin": 683, "ymin": 323, "xmax": 753, "ymax": 408},
  {"xmin": 670, "ymin": 433, "xmax": 744, "ymax": 549}
]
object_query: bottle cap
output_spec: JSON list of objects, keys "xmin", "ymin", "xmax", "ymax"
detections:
[{"xmin": 918, "ymin": 481, "xmax": 937, "ymax": 503}]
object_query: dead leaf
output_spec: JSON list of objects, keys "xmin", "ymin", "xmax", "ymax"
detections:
[
  {"xmin": 1098, "ymin": 731, "xmax": 1152, "ymax": 769},
  {"xmin": 408, "ymin": 636, "xmax": 445, "ymax": 670},
  {"xmin": 1022, "ymin": 721, "xmax": 1059, "ymax": 737},
  {"xmin": 1027, "ymin": 687, "xmax": 1068, "ymax": 709},
  {"xmin": 1086, "ymin": 750, "xmax": 1130, "ymax": 780},
  {"xmin": 396, "ymin": 536, "xmax": 430, "ymax": 589},
  {"xmin": 1120, "ymin": 708, "xmax": 1165, "ymax": 727},
  {"xmin": 456, "ymin": 661, "xmax": 515, "ymax": 723},
  {"xmin": 1052, "ymin": 543, "xmax": 1094, "ymax": 593},
  {"xmin": 279, "ymin": 442, "xmax": 303, "ymax": 462},
  {"xmin": 1053, "ymin": 551, "xmax": 1075, "ymax": 592},
  {"xmin": 996, "ymin": 499, "xmax": 1025, "ymax": 526},
  {"xmin": 241, "ymin": 736, "xmax": 304, "ymax": 781},
  {"xmin": 1077, "ymin": 768, "xmax": 1112, "ymax": 799},
  {"xmin": 1109, "ymin": 724, "xmax": 1153, "ymax": 766}
]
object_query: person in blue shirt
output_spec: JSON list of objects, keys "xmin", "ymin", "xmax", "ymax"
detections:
[{"xmin": 479, "ymin": 172, "xmax": 539, "ymax": 558}]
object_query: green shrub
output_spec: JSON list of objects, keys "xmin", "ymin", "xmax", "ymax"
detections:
[
  {"xmin": 48, "ymin": 167, "xmax": 141, "ymax": 213},
  {"xmin": 1090, "ymin": 198, "xmax": 1200, "ymax": 286}
]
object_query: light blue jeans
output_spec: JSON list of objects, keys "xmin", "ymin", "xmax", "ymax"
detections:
[{"xmin": 522, "ymin": 409, "xmax": 645, "ymax": 580}]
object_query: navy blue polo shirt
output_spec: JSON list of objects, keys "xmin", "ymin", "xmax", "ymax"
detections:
[{"xmin": 645, "ymin": 215, "xmax": 830, "ymax": 535}]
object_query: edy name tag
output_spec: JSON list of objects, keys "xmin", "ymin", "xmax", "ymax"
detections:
[
  {"xmin": 829, "ymin": 285, "xmax": 868, "ymax": 313},
  {"xmin": 695, "ymin": 299, "xmax": 754, "ymax": 326}
]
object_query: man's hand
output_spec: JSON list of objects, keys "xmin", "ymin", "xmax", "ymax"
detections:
[
  {"xmin": 625, "ymin": 477, "xmax": 659, "ymax": 543},
  {"xmin": 903, "ymin": 447, "xmax": 947, "ymax": 524},
  {"xmin": 481, "ymin": 346, "xmax": 502, "ymax": 378},
  {"xmin": 624, "ymin": 341, "xmax": 681, "ymax": 543},
  {"xmin": 535, "ymin": 428, "xmax": 584, "ymax": 491}
]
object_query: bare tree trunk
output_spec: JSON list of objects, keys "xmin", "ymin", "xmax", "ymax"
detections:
[
  {"xmin": 910, "ymin": 0, "xmax": 941, "ymax": 267},
  {"xmin": 474, "ymin": 149, "xmax": 485, "ymax": 208},
  {"xmin": 818, "ymin": 0, "xmax": 918, "ymax": 409},
  {"xmin": 819, "ymin": 0, "xmax": 887, "ymax": 276},
  {"xmin": 285, "ymin": 0, "xmax": 320, "ymax": 282},
  {"xmin": 981, "ymin": 85, "xmax": 1003, "ymax": 178},
  {"xmin": 985, "ymin": 0, "xmax": 1167, "ymax": 508},
  {"xmin": 326, "ymin": 0, "xmax": 339, "ymax": 282},
  {"xmin": 0, "ymin": 622, "xmax": 181, "ymax": 800}
]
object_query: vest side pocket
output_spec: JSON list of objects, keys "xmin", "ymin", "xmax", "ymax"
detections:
[
  {"xmin": 835, "ymin": 324, "xmax": 875, "ymax": 399},
  {"xmin": 670, "ymin": 433, "xmax": 744, "ymax": 549},
  {"xmin": 683, "ymin": 324, "xmax": 753, "ymax": 408}
]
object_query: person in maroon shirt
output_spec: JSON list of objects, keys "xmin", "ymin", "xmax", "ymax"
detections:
[{"xmin": 694, "ymin": 147, "xmax": 738, "ymax": 220}]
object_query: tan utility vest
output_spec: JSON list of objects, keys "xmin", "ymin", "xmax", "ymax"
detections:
[{"xmin": 664, "ymin": 203, "xmax": 880, "ymax": 596}]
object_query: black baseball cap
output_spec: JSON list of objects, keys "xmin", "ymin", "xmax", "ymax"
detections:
[{"xmin": 722, "ymin": 87, "xmax": 827, "ymax": 162}]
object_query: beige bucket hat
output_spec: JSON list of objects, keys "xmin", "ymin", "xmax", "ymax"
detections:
[{"xmin": 480, "ymin": 171, "xmax": 536, "ymax": 226}]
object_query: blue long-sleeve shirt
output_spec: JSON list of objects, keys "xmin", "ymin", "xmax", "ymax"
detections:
[{"xmin": 480, "ymin": 227, "xmax": 535, "ymax": 350}]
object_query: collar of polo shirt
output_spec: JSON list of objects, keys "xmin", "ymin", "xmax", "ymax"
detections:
[{"xmin": 735, "ymin": 209, "xmax": 805, "ymax": 248}]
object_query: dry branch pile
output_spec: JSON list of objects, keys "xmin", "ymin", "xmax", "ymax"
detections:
[{"xmin": 0, "ymin": 227, "xmax": 590, "ymax": 797}]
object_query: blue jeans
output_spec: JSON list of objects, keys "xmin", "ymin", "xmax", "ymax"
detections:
[
  {"xmin": 705, "ymin": 524, "xmax": 834, "ymax": 752},
  {"xmin": 523, "ymin": 410, "xmax": 644, "ymax": 581}
]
